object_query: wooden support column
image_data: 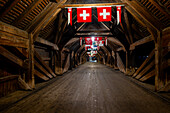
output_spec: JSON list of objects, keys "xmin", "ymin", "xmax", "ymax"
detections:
[
  {"xmin": 69, "ymin": 52, "xmax": 73, "ymax": 70},
  {"xmin": 55, "ymin": 51, "xmax": 63, "ymax": 75},
  {"xmin": 27, "ymin": 33, "xmax": 35, "ymax": 88},
  {"xmin": 49, "ymin": 50, "xmax": 53, "ymax": 70},
  {"xmin": 155, "ymin": 31, "xmax": 163, "ymax": 91},
  {"xmin": 126, "ymin": 51, "xmax": 129, "ymax": 74}
]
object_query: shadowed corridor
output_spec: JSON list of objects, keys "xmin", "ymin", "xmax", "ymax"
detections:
[{"xmin": 1, "ymin": 62, "xmax": 169, "ymax": 113}]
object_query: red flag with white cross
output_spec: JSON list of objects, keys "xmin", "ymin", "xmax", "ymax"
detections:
[
  {"xmin": 85, "ymin": 37, "xmax": 92, "ymax": 45},
  {"xmin": 94, "ymin": 37, "xmax": 102, "ymax": 41},
  {"xmin": 68, "ymin": 8, "xmax": 72, "ymax": 26},
  {"xmin": 77, "ymin": 8, "xmax": 92, "ymax": 23},
  {"xmin": 97, "ymin": 7, "xmax": 111, "ymax": 22}
]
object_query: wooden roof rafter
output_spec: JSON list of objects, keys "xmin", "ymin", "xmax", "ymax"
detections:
[
  {"xmin": 0, "ymin": 0, "xmax": 21, "ymax": 17},
  {"xmin": 12, "ymin": 0, "xmax": 45, "ymax": 27}
]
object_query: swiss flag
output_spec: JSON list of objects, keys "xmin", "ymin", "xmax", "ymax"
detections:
[
  {"xmin": 68, "ymin": 8, "xmax": 72, "ymax": 25},
  {"xmin": 77, "ymin": 8, "xmax": 92, "ymax": 23},
  {"xmin": 85, "ymin": 45, "xmax": 92, "ymax": 51},
  {"xmin": 97, "ymin": 7, "xmax": 111, "ymax": 22},
  {"xmin": 94, "ymin": 37, "xmax": 103, "ymax": 45},
  {"xmin": 94, "ymin": 37, "xmax": 102, "ymax": 41},
  {"xmin": 99, "ymin": 40, "xmax": 104, "ymax": 46},
  {"xmin": 85, "ymin": 37, "xmax": 92, "ymax": 45}
]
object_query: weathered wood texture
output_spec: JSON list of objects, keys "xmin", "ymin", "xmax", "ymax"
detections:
[
  {"xmin": 1, "ymin": 63, "xmax": 170, "ymax": 113},
  {"xmin": 0, "ymin": 75, "xmax": 19, "ymax": 97},
  {"xmin": 35, "ymin": 37, "xmax": 59, "ymax": 50},
  {"xmin": 116, "ymin": 53, "xmax": 126, "ymax": 73},
  {"xmin": 0, "ymin": 21, "xmax": 28, "ymax": 48}
]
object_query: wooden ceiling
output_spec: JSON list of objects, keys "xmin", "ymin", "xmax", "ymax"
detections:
[{"xmin": 0, "ymin": 0, "xmax": 169, "ymax": 52}]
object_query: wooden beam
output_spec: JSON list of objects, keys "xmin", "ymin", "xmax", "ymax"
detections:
[
  {"xmin": 76, "ymin": 30, "xmax": 110, "ymax": 33},
  {"xmin": 31, "ymin": 0, "xmax": 68, "ymax": 37},
  {"xmin": 0, "ymin": 21, "xmax": 28, "ymax": 39},
  {"xmin": 62, "ymin": 3, "xmax": 126, "ymax": 8},
  {"xmin": 74, "ymin": 35, "xmax": 113, "ymax": 37},
  {"xmin": 108, "ymin": 38, "xmax": 126, "ymax": 51},
  {"xmin": 34, "ymin": 69, "xmax": 49, "ymax": 81},
  {"xmin": 117, "ymin": 47, "xmax": 124, "ymax": 51},
  {"xmin": 0, "ymin": 75, "xmax": 19, "ymax": 83},
  {"xmin": 27, "ymin": 33, "xmax": 35, "ymax": 88},
  {"xmin": 25, "ymin": 3, "xmax": 53, "ymax": 31},
  {"xmin": 63, "ymin": 54, "xmax": 70, "ymax": 73},
  {"xmin": 116, "ymin": 52, "xmax": 126, "ymax": 73},
  {"xmin": 18, "ymin": 76, "xmax": 32, "ymax": 90},
  {"xmin": 0, "ymin": 0, "xmax": 20, "ymax": 17},
  {"xmin": 0, "ymin": 21, "xmax": 29, "ymax": 48},
  {"xmin": 132, "ymin": 49, "xmax": 155, "ymax": 77},
  {"xmin": 34, "ymin": 51, "xmax": 56, "ymax": 77},
  {"xmin": 155, "ymin": 31, "xmax": 163, "ymax": 91},
  {"xmin": 123, "ymin": 0, "xmax": 164, "ymax": 30},
  {"xmin": 62, "ymin": 48, "xmax": 70, "ymax": 52},
  {"xmin": 56, "ymin": 19, "xmax": 68, "ymax": 45},
  {"xmin": 120, "ymin": 23, "xmax": 131, "ymax": 45},
  {"xmin": 77, "ymin": 23, "xmax": 86, "ymax": 31},
  {"xmin": 34, "ymin": 60, "xmax": 53, "ymax": 79},
  {"xmin": 148, "ymin": 0, "xmax": 170, "ymax": 19},
  {"xmin": 76, "ymin": 44, "xmax": 85, "ymax": 54},
  {"xmin": 32, "ymin": 8, "xmax": 61, "ymax": 36},
  {"xmin": 135, "ymin": 60, "xmax": 155, "ymax": 79},
  {"xmin": 0, "ymin": 31, "xmax": 29, "ymax": 48},
  {"xmin": 15, "ymin": 47, "xmax": 28, "ymax": 59},
  {"xmin": 130, "ymin": 35, "xmax": 153, "ymax": 50},
  {"xmin": 125, "ymin": 3, "xmax": 158, "ymax": 42},
  {"xmin": 124, "ymin": 9, "xmax": 133, "ymax": 44},
  {"xmin": 36, "ymin": 37, "xmax": 59, "ymax": 50},
  {"xmin": 12, "ymin": 0, "xmax": 43, "ymax": 26},
  {"xmin": 76, "ymin": 32, "xmax": 112, "ymax": 36},
  {"xmin": 139, "ymin": 69, "xmax": 155, "ymax": 82},
  {"xmin": 0, "ymin": 46, "xmax": 27, "ymax": 68},
  {"xmin": 132, "ymin": 24, "xmax": 146, "ymax": 38}
]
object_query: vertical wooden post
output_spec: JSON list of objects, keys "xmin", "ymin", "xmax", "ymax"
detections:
[
  {"xmin": 126, "ymin": 51, "xmax": 129, "ymax": 74},
  {"xmin": 114, "ymin": 51, "xmax": 118, "ymax": 69},
  {"xmin": 27, "ymin": 33, "xmax": 35, "ymax": 88},
  {"xmin": 55, "ymin": 51, "xmax": 63, "ymax": 75},
  {"xmin": 53, "ymin": 51, "xmax": 56, "ymax": 72},
  {"xmin": 49, "ymin": 50, "xmax": 52, "ymax": 69},
  {"xmin": 155, "ymin": 31, "xmax": 163, "ymax": 91}
]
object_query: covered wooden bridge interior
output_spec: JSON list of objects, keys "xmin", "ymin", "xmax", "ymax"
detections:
[{"xmin": 0, "ymin": 0, "xmax": 170, "ymax": 112}]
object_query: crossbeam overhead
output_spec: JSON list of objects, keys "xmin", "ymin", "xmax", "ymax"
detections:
[{"xmin": 61, "ymin": 3, "xmax": 126, "ymax": 8}]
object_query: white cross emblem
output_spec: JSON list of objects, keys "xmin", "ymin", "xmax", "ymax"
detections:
[
  {"xmin": 100, "ymin": 9, "xmax": 110, "ymax": 19},
  {"xmin": 80, "ymin": 10, "xmax": 90, "ymax": 20}
]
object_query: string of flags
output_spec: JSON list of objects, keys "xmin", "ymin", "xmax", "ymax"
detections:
[
  {"xmin": 80, "ymin": 37, "xmax": 108, "ymax": 57},
  {"xmin": 68, "ymin": 6, "xmax": 122, "ymax": 25}
]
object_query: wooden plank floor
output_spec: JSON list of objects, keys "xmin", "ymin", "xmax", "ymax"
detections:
[{"xmin": 1, "ymin": 62, "xmax": 170, "ymax": 113}]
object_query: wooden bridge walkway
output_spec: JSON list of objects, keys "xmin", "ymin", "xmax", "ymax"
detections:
[{"xmin": 1, "ymin": 62, "xmax": 170, "ymax": 113}]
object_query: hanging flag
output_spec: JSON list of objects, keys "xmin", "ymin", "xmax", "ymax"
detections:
[
  {"xmin": 80, "ymin": 37, "xmax": 82, "ymax": 46},
  {"xmin": 97, "ymin": 7, "xmax": 111, "ymax": 22},
  {"xmin": 85, "ymin": 45, "xmax": 92, "ymax": 51},
  {"xmin": 85, "ymin": 37, "xmax": 92, "ymax": 45},
  {"xmin": 94, "ymin": 37, "xmax": 102, "ymax": 41},
  {"xmin": 68, "ymin": 8, "xmax": 72, "ymax": 25},
  {"xmin": 99, "ymin": 40, "xmax": 104, "ymax": 46},
  {"xmin": 116, "ymin": 6, "xmax": 121, "ymax": 25},
  {"xmin": 97, "ymin": 46, "xmax": 100, "ymax": 50},
  {"xmin": 77, "ymin": 8, "xmax": 92, "ymax": 23},
  {"xmin": 105, "ymin": 37, "xmax": 107, "ymax": 46},
  {"xmin": 94, "ymin": 37, "xmax": 102, "ymax": 46}
]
